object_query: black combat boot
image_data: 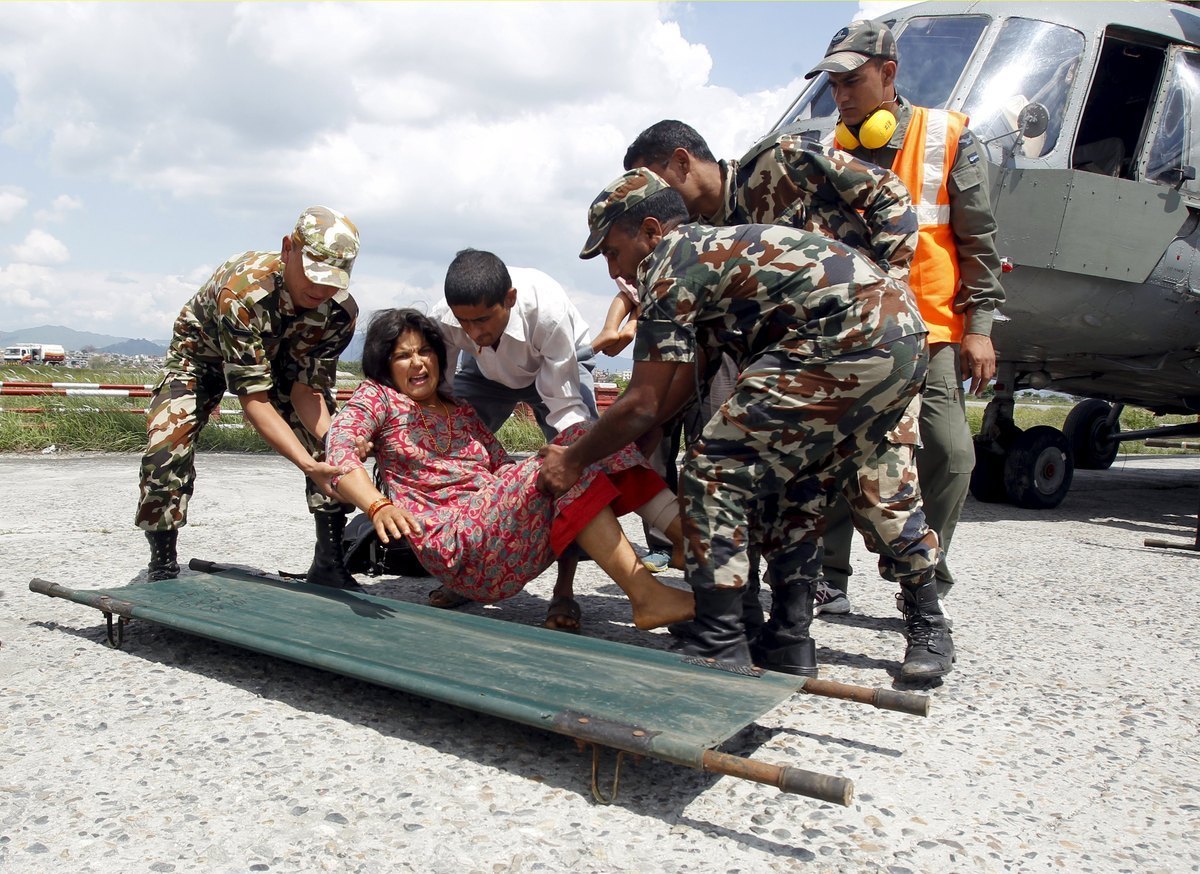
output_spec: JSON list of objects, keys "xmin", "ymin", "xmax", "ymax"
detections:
[
  {"xmin": 146, "ymin": 530, "xmax": 180, "ymax": 581},
  {"xmin": 898, "ymin": 580, "xmax": 955, "ymax": 681},
  {"xmin": 752, "ymin": 581, "xmax": 818, "ymax": 677},
  {"xmin": 306, "ymin": 511, "xmax": 362, "ymax": 590},
  {"xmin": 669, "ymin": 586, "xmax": 756, "ymax": 673}
]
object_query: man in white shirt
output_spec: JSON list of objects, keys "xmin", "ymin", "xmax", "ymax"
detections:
[
  {"xmin": 432, "ymin": 248, "xmax": 598, "ymax": 440},
  {"xmin": 429, "ymin": 249, "xmax": 600, "ymax": 631}
]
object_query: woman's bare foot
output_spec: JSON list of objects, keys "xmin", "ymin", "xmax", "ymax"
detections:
[{"xmin": 629, "ymin": 580, "xmax": 695, "ymax": 630}]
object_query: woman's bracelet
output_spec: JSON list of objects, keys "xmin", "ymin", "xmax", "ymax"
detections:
[{"xmin": 367, "ymin": 498, "xmax": 394, "ymax": 521}]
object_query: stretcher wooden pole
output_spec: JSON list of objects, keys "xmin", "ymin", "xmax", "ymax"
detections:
[
  {"xmin": 700, "ymin": 749, "xmax": 853, "ymax": 806},
  {"xmin": 800, "ymin": 677, "xmax": 930, "ymax": 717}
]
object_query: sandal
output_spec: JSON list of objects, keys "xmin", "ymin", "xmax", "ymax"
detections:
[
  {"xmin": 427, "ymin": 586, "xmax": 471, "ymax": 609},
  {"xmin": 543, "ymin": 596, "xmax": 582, "ymax": 634}
]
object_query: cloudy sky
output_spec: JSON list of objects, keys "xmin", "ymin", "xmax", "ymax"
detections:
[{"xmin": 0, "ymin": 1, "xmax": 898, "ymax": 346}]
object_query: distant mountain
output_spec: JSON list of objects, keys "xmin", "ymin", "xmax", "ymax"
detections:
[
  {"xmin": 0, "ymin": 323, "xmax": 625, "ymax": 369},
  {"xmin": 592, "ymin": 354, "xmax": 633, "ymax": 376},
  {"xmin": 101, "ymin": 338, "xmax": 167, "ymax": 356},
  {"xmin": 0, "ymin": 324, "xmax": 167, "ymax": 354}
]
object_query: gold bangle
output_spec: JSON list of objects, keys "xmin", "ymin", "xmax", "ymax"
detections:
[{"xmin": 367, "ymin": 498, "xmax": 393, "ymax": 521}]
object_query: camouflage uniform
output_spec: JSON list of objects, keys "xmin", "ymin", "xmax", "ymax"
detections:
[
  {"xmin": 696, "ymin": 133, "xmax": 929, "ymax": 587},
  {"xmin": 825, "ymin": 95, "xmax": 1004, "ymax": 593},
  {"xmin": 135, "ymin": 250, "xmax": 357, "ymax": 531},
  {"xmin": 634, "ymin": 221, "xmax": 938, "ymax": 592},
  {"xmin": 705, "ymin": 132, "xmax": 917, "ymax": 283}
]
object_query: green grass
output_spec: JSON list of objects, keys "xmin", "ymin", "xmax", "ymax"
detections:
[
  {"xmin": 1, "ymin": 364, "xmax": 161, "ymax": 385},
  {"xmin": 2, "ymin": 364, "xmax": 1193, "ymax": 456},
  {"xmin": 0, "ymin": 399, "xmax": 270, "ymax": 452},
  {"xmin": 965, "ymin": 401, "xmax": 1194, "ymax": 454},
  {"xmin": 495, "ymin": 411, "xmax": 548, "ymax": 453}
]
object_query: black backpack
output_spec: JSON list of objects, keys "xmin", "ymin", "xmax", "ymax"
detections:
[
  {"xmin": 340, "ymin": 463, "xmax": 430, "ymax": 578},
  {"xmin": 342, "ymin": 512, "xmax": 431, "ymax": 578}
]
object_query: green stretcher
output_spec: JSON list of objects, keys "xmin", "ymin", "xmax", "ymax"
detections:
[{"xmin": 30, "ymin": 560, "xmax": 929, "ymax": 805}]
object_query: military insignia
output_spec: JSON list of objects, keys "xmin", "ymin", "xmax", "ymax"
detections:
[{"xmin": 831, "ymin": 26, "xmax": 850, "ymax": 47}]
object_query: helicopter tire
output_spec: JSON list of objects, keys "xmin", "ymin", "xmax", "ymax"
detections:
[
  {"xmin": 969, "ymin": 436, "xmax": 1009, "ymax": 503},
  {"xmin": 1063, "ymin": 399, "xmax": 1120, "ymax": 470},
  {"xmin": 1003, "ymin": 425, "xmax": 1074, "ymax": 509}
]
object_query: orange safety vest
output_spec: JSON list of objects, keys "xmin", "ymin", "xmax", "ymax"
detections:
[{"xmin": 891, "ymin": 106, "xmax": 968, "ymax": 344}]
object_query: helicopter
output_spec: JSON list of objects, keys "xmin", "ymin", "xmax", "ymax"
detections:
[{"xmin": 770, "ymin": 0, "xmax": 1200, "ymax": 508}]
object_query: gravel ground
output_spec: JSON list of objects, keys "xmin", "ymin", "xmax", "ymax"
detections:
[{"xmin": 2, "ymin": 451, "xmax": 1198, "ymax": 873}]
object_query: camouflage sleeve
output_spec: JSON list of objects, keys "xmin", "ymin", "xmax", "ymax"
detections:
[
  {"xmin": 778, "ymin": 138, "xmax": 918, "ymax": 281},
  {"xmin": 948, "ymin": 128, "xmax": 1005, "ymax": 336},
  {"xmin": 631, "ymin": 275, "xmax": 700, "ymax": 364},
  {"xmin": 216, "ymin": 287, "xmax": 275, "ymax": 395},
  {"xmin": 291, "ymin": 304, "xmax": 356, "ymax": 392}
]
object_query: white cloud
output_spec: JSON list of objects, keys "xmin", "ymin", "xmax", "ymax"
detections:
[
  {"xmin": 34, "ymin": 194, "xmax": 83, "ymax": 224},
  {"xmin": 10, "ymin": 229, "xmax": 69, "ymax": 264},
  {"xmin": 0, "ymin": 2, "xmax": 813, "ymax": 338},
  {"xmin": 0, "ymin": 189, "xmax": 28, "ymax": 223}
]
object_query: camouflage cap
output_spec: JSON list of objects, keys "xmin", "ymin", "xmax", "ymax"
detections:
[
  {"xmin": 580, "ymin": 168, "xmax": 670, "ymax": 260},
  {"xmin": 294, "ymin": 206, "xmax": 359, "ymax": 289},
  {"xmin": 805, "ymin": 20, "xmax": 897, "ymax": 79}
]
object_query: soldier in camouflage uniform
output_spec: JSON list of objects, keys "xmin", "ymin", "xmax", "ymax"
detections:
[
  {"xmin": 538, "ymin": 169, "xmax": 943, "ymax": 679},
  {"xmin": 623, "ymin": 118, "xmax": 916, "ymax": 281},
  {"xmin": 624, "ymin": 121, "xmax": 953, "ymax": 680},
  {"xmin": 809, "ymin": 21, "xmax": 1004, "ymax": 624},
  {"xmin": 136, "ymin": 206, "xmax": 361, "ymax": 588}
]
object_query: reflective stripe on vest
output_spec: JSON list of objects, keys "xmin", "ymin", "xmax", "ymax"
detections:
[{"xmin": 893, "ymin": 106, "xmax": 967, "ymax": 344}]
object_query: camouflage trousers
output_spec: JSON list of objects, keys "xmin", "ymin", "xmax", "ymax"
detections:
[
  {"xmin": 679, "ymin": 334, "xmax": 938, "ymax": 591},
  {"xmin": 135, "ymin": 368, "xmax": 339, "ymax": 531}
]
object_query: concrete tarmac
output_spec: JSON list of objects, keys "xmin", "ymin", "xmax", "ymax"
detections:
[{"xmin": 1, "ymin": 451, "xmax": 1198, "ymax": 873}]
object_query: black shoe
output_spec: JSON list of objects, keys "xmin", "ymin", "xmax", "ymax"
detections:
[
  {"xmin": 670, "ymin": 587, "xmax": 756, "ymax": 673},
  {"xmin": 898, "ymin": 580, "xmax": 955, "ymax": 681},
  {"xmin": 146, "ymin": 530, "xmax": 179, "ymax": 581},
  {"xmin": 306, "ymin": 511, "xmax": 363, "ymax": 590},
  {"xmin": 752, "ymin": 580, "xmax": 818, "ymax": 677}
]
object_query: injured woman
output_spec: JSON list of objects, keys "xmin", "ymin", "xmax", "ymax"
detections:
[{"xmin": 324, "ymin": 308, "xmax": 694, "ymax": 633}]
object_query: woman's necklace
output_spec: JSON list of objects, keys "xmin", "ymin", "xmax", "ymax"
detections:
[{"xmin": 414, "ymin": 397, "xmax": 452, "ymax": 454}]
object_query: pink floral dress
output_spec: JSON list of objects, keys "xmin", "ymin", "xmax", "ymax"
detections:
[{"xmin": 326, "ymin": 379, "xmax": 651, "ymax": 602}]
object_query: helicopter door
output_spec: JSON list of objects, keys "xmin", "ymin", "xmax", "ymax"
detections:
[
  {"xmin": 1143, "ymin": 45, "xmax": 1200, "ymax": 199},
  {"xmin": 1073, "ymin": 33, "xmax": 1168, "ymax": 180}
]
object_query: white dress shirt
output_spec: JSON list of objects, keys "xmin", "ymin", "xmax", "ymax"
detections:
[{"xmin": 432, "ymin": 267, "xmax": 594, "ymax": 433}]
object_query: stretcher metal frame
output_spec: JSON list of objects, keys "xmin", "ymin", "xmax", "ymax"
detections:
[{"xmin": 30, "ymin": 559, "xmax": 930, "ymax": 805}]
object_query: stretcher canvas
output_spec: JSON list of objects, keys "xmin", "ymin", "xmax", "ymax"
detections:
[{"xmin": 30, "ymin": 564, "xmax": 804, "ymax": 769}]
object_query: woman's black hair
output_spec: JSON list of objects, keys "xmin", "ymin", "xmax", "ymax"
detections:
[{"xmin": 360, "ymin": 307, "xmax": 450, "ymax": 395}]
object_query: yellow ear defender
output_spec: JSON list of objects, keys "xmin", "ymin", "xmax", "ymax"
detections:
[{"xmin": 834, "ymin": 107, "xmax": 897, "ymax": 150}]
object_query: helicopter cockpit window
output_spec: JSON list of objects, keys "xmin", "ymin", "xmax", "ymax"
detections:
[
  {"xmin": 770, "ymin": 15, "xmax": 987, "ymax": 132},
  {"xmin": 1147, "ymin": 51, "xmax": 1200, "ymax": 190},
  {"xmin": 960, "ymin": 18, "xmax": 1084, "ymax": 159},
  {"xmin": 893, "ymin": 15, "xmax": 989, "ymax": 110}
]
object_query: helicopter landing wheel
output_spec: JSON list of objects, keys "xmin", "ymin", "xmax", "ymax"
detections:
[
  {"xmin": 1063, "ymin": 399, "xmax": 1121, "ymax": 470},
  {"xmin": 1003, "ymin": 425, "xmax": 1074, "ymax": 509}
]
